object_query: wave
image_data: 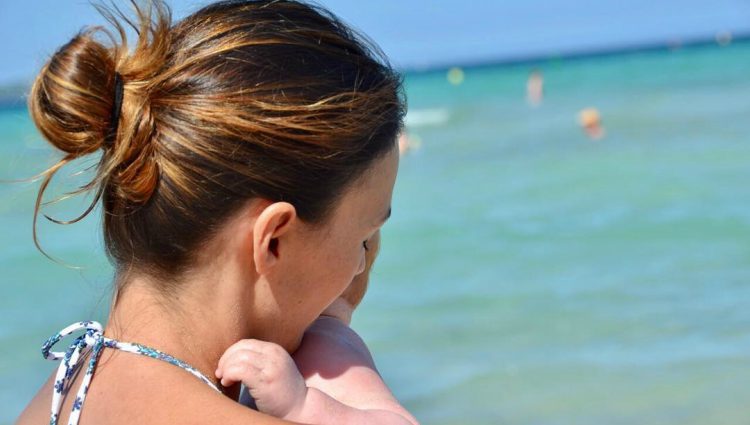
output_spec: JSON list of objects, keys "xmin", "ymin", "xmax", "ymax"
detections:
[{"xmin": 405, "ymin": 108, "xmax": 450, "ymax": 128}]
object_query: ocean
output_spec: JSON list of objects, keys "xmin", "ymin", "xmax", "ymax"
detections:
[{"xmin": 2, "ymin": 41, "xmax": 749, "ymax": 424}]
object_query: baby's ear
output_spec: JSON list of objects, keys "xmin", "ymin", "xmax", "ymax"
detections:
[{"xmin": 252, "ymin": 202, "xmax": 297, "ymax": 275}]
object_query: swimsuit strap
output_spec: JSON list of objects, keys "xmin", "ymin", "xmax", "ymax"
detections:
[{"xmin": 41, "ymin": 321, "xmax": 221, "ymax": 425}]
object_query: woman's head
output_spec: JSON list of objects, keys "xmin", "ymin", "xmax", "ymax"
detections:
[{"xmin": 29, "ymin": 0, "xmax": 404, "ymax": 283}]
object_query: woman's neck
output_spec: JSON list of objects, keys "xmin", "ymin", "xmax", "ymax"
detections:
[{"xmin": 104, "ymin": 274, "xmax": 253, "ymax": 398}]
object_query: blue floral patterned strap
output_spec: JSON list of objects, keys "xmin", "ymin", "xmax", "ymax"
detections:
[{"xmin": 42, "ymin": 321, "xmax": 221, "ymax": 425}]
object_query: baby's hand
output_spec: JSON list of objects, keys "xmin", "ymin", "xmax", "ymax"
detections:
[{"xmin": 215, "ymin": 339, "xmax": 307, "ymax": 420}]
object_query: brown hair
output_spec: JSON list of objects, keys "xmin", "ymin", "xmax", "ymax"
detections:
[{"xmin": 28, "ymin": 0, "xmax": 405, "ymax": 287}]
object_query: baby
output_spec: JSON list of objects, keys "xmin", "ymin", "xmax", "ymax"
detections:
[{"xmin": 215, "ymin": 232, "xmax": 420, "ymax": 425}]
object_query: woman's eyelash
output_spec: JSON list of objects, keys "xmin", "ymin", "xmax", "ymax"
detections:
[{"xmin": 363, "ymin": 239, "xmax": 370, "ymax": 251}]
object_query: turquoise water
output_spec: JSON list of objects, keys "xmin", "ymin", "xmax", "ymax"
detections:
[{"xmin": 2, "ymin": 42, "xmax": 750, "ymax": 424}]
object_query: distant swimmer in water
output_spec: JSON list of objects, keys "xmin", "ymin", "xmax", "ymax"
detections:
[
  {"xmin": 578, "ymin": 107, "xmax": 605, "ymax": 140},
  {"xmin": 398, "ymin": 132, "xmax": 410, "ymax": 155},
  {"xmin": 526, "ymin": 69, "xmax": 544, "ymax": 106},
  {"xmin": 398, "ymin": 131, "xmax": 422, "ymax": 155}
]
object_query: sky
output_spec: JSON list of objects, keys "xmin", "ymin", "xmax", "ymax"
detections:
[{"xmin": 1, "ymin": 0, "xmax": 750, "ymax": 85}]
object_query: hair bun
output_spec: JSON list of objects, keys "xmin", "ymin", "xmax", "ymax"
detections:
[
  {"xmin": 29, "ymin": 29, "xmax": 119, "ymax": 157},
  {"xmin": 27, "ymin": 2, "xmax": 175, "ymax": 262}
]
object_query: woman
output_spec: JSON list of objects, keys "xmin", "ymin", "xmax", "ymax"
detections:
[{"xmin": 16, "ymin": 1, "xmax": 413, "ymax": 423}]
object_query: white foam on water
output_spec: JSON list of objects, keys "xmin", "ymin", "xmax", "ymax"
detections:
[{"xmin": 404, "ymin": 108, "xmax": 450, "ymax": 128}]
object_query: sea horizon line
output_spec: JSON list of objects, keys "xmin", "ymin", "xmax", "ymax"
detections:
[
  {"xmin": 402, "ymin": 32, "xmax": 750, "ymax": 75},
  {"xmin": 2, "ymin": 32, "xmax": 748, "ymax": 106}
]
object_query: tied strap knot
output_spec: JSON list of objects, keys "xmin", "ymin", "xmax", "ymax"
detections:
[{"xmin": 42, "ymin": 321, "xmax": 104, "ymax": 361}]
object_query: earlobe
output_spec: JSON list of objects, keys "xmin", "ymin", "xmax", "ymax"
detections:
[{"xmin": 253, "ymin": 202, "xmax": 297, "ymax": 275}]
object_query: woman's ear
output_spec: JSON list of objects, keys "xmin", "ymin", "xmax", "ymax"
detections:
[{"xmin": 253, "ymin": 202, "xmax": 297, "ymax": 275}]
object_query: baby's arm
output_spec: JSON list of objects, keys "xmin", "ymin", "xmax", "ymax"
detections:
[
  {"xmin": 216, "ymin": 337, "xmax": 416, "ymax": 425},
  {"xmin": 293, "ymin": 315, "xmax": 419, "ymax": 425}
]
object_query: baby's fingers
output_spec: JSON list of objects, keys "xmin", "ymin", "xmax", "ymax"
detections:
[
  {"xmin": 216, "ymin": 339, "xmax": 268, "ymax": 378},
  {"xmin": 218, "ymin": 351, "xmax": 263, "ymax": 387}
]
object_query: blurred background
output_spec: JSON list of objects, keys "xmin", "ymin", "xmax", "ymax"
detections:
[{"xmin": 2, "ymin": 1, "xmax": 750, "ymax": 424}]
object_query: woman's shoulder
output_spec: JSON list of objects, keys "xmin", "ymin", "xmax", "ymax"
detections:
[
  {"xmin": 16, "ymin": 369, "xmax": 55, "ymax": 425},
  {"xmin": 16, "ymin": 351, "xmax": 293, "ymax": 425}
]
